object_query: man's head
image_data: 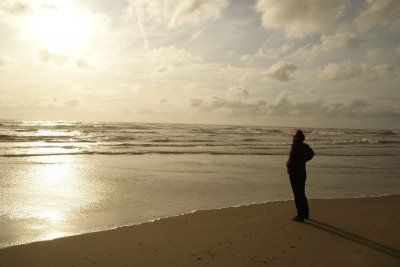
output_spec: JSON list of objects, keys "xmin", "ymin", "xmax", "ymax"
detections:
[{"xmin": 292, "ymin": 130, "xmax": 305, "ymax": 143}]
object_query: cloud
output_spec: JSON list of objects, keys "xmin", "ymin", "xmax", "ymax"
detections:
[
  {"xmin": 320, "ymin": 60, "xmax": 360, "ymax": 82},
  {"xmin": 169, "ymin": 0, "xmax": 229, "ymax": 28},
  {"xmin": 254, "ymin": 0, "xmax": 345, "ymax": 38},
  {"xmin": 256, "ymin": 42, "xmax": 294, "ymax": 60},
  {"xmin": 188, "ymin": 28, "xmax": 204, "ymax": 43},
  {"xmin": 67, "ymin": 99, "xmax": 79, "ymax": 108},
  {"xmin": 129, "ymin": 0, "xmax": 149, "ymax": 50},
  {"xmin": 189, "ymin": 98, "xmax": 204, "ymax": 107},
  {"xmin": 293, "ymin": 31, "xmax": 364, "ymax": 61},
  {"xmin": 240, "ymin": 42, "xmax": 294, "ymax": 63},
  {"xmin": 266, "ymin": 61, "xmax": 297, "ymax": 82},
  {"xmin": 245, "ymin": 31, "xmax": 364, "ymax": 64},
  {"xmin": 151, "ymin": 64, "xmax": 174, "ymax": 75},
  {"xmin": 37, "ymin": 49, "xmax": 69, "ymax": 65},
  {"xmin": 126, "ymin": 0, "xmax": 229, "ymax": 29},
  {"xmin": 267, "ymin": 92, "xmax": 294, "ymax": 116},
  {"xmin": 190, "ymin": 96, "xmax": 267, "ymax": 116},
  {"xmin": 40, "ymin": 3, "xmax": 58, "ymax": 10},
  {"xmin": 320, "ymin": 60, "xmax": 397, "ymax": 82},
  {"xmin": 190, "ymin": 91, "xmax": 400, "ymax": 121},
  {"xmin": 149, "ymin": 46, "xmax": 201, "ymax": 66},
  {"xmin": 363, "ymin": 63, "xmax": 397, "ymax": 83},
  {"xmin": 320, "ymin": 31, "xmax": 364, "ymax": 50},
  {"xmin": 147, "ymin": 46, "xmax": 201, "ymax": 76},
  {"xmin": 366, "ymin": 47, "xmax": 400, "ymax": 60},
  {"xmin": 137, "ymin": 108, "xmax": 158, "ymax": 115},
  {"xmin": 354, "ymin": 0, "xmax": 400, "ymax": 32},
  {"xmin": 0, "ymin": 55, "xmax": 15, "ymax": 68},
  {"xmin": 209, "ymin": 97, "xmax": 226, "ymax": 109},
  {"xmin": 36, "ymin": 49, "xmax": 90, "ymax": 69},
  {"xmin": 159, "ymin": 98, "xmax": 168, "ymax": 104},
  {"xmin": 268, "ymin": 93, "xmax": 400, "ymax": 119},
  {"xmin": 223, "ymin": 99, "xmax": 267, "ymax": 116},
  {"xmin": 217, "ymin": 64, "xmax": 248, "ymax": 80},
  {"xmin": 227, "ymin": 85, "xmax": 250, "ymax": 99},
  {"xmin": 75, "ymin": 58, "xmax": 90, "ymax": 68},
  {"xmin": 292, "ymin": 44, "xmax": 323, "ymax": 62},
  {"xmin": 0, "ymin": 0, "xmax": 32, "ymax": 16}
]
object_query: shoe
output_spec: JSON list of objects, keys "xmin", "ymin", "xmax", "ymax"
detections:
[
  {"xmin": 304, "ymin": 214, "xmax": 309, "ymax": 220},
  {"xmin": 290, "ymin": 215, "xmax": 304, "ymax": 222}
]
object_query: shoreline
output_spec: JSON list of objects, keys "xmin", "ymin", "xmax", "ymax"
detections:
[
  {"xmin": 1, "ymin": 196, "xmax": 399, "ymax": 266},
  {"xmin": 1, "ymin": 193, "xmax": 397, "ymax": 249}
]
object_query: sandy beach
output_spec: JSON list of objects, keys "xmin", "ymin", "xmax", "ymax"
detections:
[{"xmin": 0, "ymin": 196, "xmax": 399, "ymax": 266}]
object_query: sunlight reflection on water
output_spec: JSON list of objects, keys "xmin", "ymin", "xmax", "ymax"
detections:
[{"xmin": 2, "ymin": 155, "xmax": 100, "ymax": 245}]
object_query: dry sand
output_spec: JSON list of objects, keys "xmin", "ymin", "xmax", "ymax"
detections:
[{"xmin": 1, "ymin": 196, "xmax": 399, "ymax": 266}]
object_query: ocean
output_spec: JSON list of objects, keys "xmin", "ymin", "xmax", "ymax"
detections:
[
  {"xmin": 0, "ymin": 120, "xmax": 399, "ymax": 247},
  {"xmin": 1, "ymin": 120, "xmax": 399, "ymax": 157}
]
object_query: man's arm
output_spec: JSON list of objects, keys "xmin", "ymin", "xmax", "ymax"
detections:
[
  {"xmin": 305, "ymin": 144, "xmax": 314, "ymax": 161},
  {"xmin": 286, "ymin": 145, "xmax": 295, "ymax": 174}
]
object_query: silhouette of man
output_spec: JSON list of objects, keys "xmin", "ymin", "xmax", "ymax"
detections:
[{"xmin": 286, "ymin": 130, "xmax": 314, "ymax": 222}]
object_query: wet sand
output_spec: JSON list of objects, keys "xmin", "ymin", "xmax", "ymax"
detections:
[{"xmin": 0, "ymin": 196, "xmax": 399, "ymax": 266}]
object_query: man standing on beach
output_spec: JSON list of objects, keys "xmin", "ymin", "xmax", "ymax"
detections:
[{"xmin": 286, "ymin": 130, "xmax": 314, "ymax": 222}]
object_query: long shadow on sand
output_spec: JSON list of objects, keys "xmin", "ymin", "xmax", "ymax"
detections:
[{"xmin": 304, "ymin": 219, "xmax": 400, "ymax": 259}]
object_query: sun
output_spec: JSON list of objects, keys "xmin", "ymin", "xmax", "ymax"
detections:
[{"xmin": 21, "ymin": 1, "xmax": 97, "ymax": 52}]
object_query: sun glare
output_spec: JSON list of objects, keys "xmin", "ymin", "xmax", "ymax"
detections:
[{"xmin": 22, "ymin": 1, "xmax": 96, "ymax": 52}]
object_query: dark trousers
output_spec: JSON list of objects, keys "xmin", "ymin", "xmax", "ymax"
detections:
[{"xmin": 289, "ymin": 174, "xmax": 309, "ymax": 218}]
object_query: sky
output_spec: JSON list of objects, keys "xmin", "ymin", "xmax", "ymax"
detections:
[{"xmin": 0, "ymin": 0, "xmax": 399, "ymax": 129}]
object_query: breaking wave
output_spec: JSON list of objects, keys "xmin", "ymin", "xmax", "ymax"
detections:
[{"xmin": 0, "ymin": 120, "xmax": 399, "ymax": 158}]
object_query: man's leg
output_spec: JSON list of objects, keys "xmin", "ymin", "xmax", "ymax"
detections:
[
  {"xmin": 298, "ymin": 176, "xmax": 309, "ymax": 218},
  {"xmin": 289, "ymin": 176, "xmax": 303, "ymax": 217}
]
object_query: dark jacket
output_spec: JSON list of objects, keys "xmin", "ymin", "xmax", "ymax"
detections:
[{"xmin": 286, "ymin": 142, "xmax": 314, "ymax": 176}]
